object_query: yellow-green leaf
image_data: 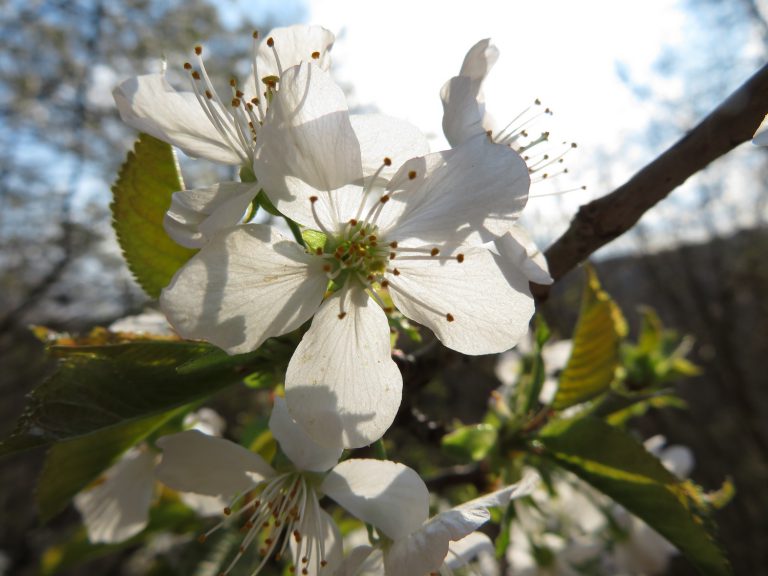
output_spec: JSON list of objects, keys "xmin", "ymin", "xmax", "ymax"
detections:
[
  {"xmin": 553, "ymin": 264, "xmax": 627, "ymax": 410},
  {"xmin": 442, "ymin": 423, "xmax": 498, "ymax": 461},
  {"xmin": 111, "ymin": 133, "xmax": 196, "ymax": 298}
]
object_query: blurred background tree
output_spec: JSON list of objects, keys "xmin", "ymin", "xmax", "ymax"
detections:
[{"xmin": 1, "ymin": 0, "xmax": 767, "ymax": 573}]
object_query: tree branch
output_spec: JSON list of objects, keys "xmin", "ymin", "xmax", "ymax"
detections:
[{"xmin": 533, "ymin": 62, "xmax": 768, "ymax": 300}]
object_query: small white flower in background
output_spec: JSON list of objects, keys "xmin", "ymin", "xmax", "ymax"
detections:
[
  {"xmin": 495, "ymin": 338, "xmax": 572, "ymax": 406},
  {"xmin": 108, "ymin": 308, "xmax": 175, "ymax": 336},
  {"xmin": 74, "ymin": 409, "xmax": 226, "ymax": 544},
  {"xmin": 114, "ymin": 25, "xmax": 335, "ymax": 248},
  {"xmin": 332, "ymin": 472, "xmax": 539, "ymax": 576},
  {"xmin": 155, "ymin": 397, "xmax": 424, "ymax": 576},
  {"xmin": 753, "ymin": 113, "xmax": 768, "ymax": 146},
  {"xmin": 162, "ymin": 59, "xmax": 535, "ymax": 449}
]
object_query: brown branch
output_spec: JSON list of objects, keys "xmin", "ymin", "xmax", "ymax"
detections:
[{"xmin": 533, "ymin": 62, "xmax": 768, "ymax": 300}]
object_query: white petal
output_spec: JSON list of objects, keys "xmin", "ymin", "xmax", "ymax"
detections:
[
  {"xmin": 269, "ymin": 396, "xmax": 342, "ymax": 473},
  {"xmin": 387, "ymin": 246, "xmax": 534, "ymax": 355},
  {"xmin": 458, "ymin": 38, "xmax": 500, "ymax": 80},
  {"xmin": 160, "ymin": 224, "xmax": 327, "ymax": 354},
  {"xmin": 290, "ymin": 507, "xmax": 343, "ymax": 576},
  {"xmin": 496, "ymin": 228, "xmax": 553, "ymax": 285},
  {"xmin": 381, "ymin": 475, "xmax": 536, "ymax": 576},
  {"xmin": 456, "ymin": 472, "xmax": 540, "ymax": 511},
  {"xmin": 253, "ymin": 62, "xmax": 362, "ymax": 227},
  {"xmin": 155, "ymin": 430, "xmax": 273, "ymax": 498},
  {"xmin": 180, "ymin": 492, "xmax": 230, "ymax": 517},
  {"xmin": 335, "ymin": 545, "xmax": 383, "ymax": 576},
  {"xmin": 661, "ymin": 445, "xmax": 694, "ymax": 479},
  {"xmin": 321, "ymin": 459, "xmax": 429, "ymax": 540},
  {"xmin": 255, "ymin": 25, "xmax": 335, "ymax": 81},
  {"xmin": 445, "ymin": 532, "xmax": 496, "ymax": 570},
  {"xmin": 164, "ymin": 182, "xmax": 258, "ymax": 248},
  {"xmin": 183, "ymin": 407, "xmax": 227, "ymax": 436},
  {"xmin": 285, "ymin": 287, "xmax": 402, "ymax": 449},
  {"xmin": 383, "ymin": 529, "xmax": 451, "ymax": 576},
  {"xmin": 113, "ymin": 73, "xmax": 244, "ymax": 164},
  {"xmin": 441, "ymin": 75, "xmax": 488, "ymax": 148},
  {"xmin": 381, "ymin": 135, "xmax": 530, "ymax": 246},
  {"xmin": 441, "ymin": 39, "xmax": 500, "ymax": 147},
  {"xmin": 74, "ymin": 448, "xmax": 156, "ymax": 544},
  {"xmin": 351, "ymin": 114, "xmax": 430, "ymax": 181}
]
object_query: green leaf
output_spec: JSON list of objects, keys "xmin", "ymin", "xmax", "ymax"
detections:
[
  {"xmin": 36, "ymin": 408, "xmax": 183, "ymax": 522},
  {"xmin": 538, "ymin": 417, "xmax": 730, "ymax": 576},
  {"xmin": 605, "ymin": 394, "xmax": 687, "ymax": 426},
  {"xmin": 553, "ymin": 264, "xmax": 627, "ymax": 410},
  {"xmin": 0, "ymin": 340, "xmax": 282, "ymax": 456},
  {"xmin": 111, "ymin": 133, "xmax": 196, "ymax": 298},
  {"xmin": 442, "ymin": 423, "xmax": 498, "ymax": 461}
]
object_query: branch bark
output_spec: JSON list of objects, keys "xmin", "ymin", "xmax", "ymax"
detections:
[{"xmin": 533, "ymin": 62, "xmax": 768, "ymax": 300}]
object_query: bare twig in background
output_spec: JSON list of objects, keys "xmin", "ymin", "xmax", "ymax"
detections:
[{"xmin": 534, "ymin": 62, "xmax": 768, "ymax": 300}]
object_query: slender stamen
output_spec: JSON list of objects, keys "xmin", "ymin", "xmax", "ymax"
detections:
[
  {"xmin": 251, "ymin": 31, "xmax": 266, "ymax": 119},
  {"xmin": 267, "ymin": 37, "xmax": 284, "ymax": 77},
  {"xmin": 308, "ymin": 196, "xmax": 332, "ymax": 236},
  {"xmin": 355, "ymin": 157, "xmax": 392, "ymax": 221},
  {"xmin": 186, "ymin": 68, "xmax": 245, "ymax": 159}
]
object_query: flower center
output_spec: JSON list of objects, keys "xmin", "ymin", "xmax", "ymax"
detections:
[
  {"xmin": 324, "ymin": 220, "xmax": 389, "ymax": 285},
  {"xmin": 198, "ymin": 473, "xmax": 330, "ymax": 575}
]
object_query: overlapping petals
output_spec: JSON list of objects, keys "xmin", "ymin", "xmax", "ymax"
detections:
[
  {"xmin": 114, "ymin": 25, "xmax": 336, "ymax": 166},
  {"xmin": 155, "ymin": 399, "xmax": 424, "ymax": 576},
  {"xmin": 332, "ymin": 469, "xmax": 539, "ymax": 576},
  {"xmin": 160, "ymin": 54, "xmax": 536, "ymax": 448}
]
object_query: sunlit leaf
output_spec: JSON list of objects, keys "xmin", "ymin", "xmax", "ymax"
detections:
[
  {"xmin": 605, "ymin": 394, "xmax": 687, "ymax": 426},
  {"xmin": 442, "ymin": 423, "xmax": 498, "ymax": 461},
  {"xmin": 111, "ymin": 133, "xmax": 196, "ymax": 298},
  {"xmin": 553, "ymin": 264, "xmax": 627, "ymax": 410},
  {"xmin": 537, "ymin": 417, "xmax": 730, "ymax": 576}
]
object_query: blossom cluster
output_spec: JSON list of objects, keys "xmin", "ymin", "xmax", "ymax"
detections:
[
  {"xmin": 114, "ymin": 24, "xmax": 549, "ymax": 451},
  {"xmin": 96, "ymin": 23, "xmax": 559, "ymax": 575}
]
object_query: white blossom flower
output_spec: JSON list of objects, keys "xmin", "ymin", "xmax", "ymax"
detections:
[
  {"xmin": 331, "ymin": 472, "xmax": 539, "ymax": 576},
  {"xmin": 114, "ymin": 25, "xmax": 335, "ymax": 248},
  {"xmin": 155, "ymin": 398, "xmax": 424, "ymax": 576},
  {"xmin": 441, "ymin": 39, "xmax": 569, "ymax": 288},
  {"xmin": 161, "ymin": 60, "xmax": 534, "ymax": 449}
]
